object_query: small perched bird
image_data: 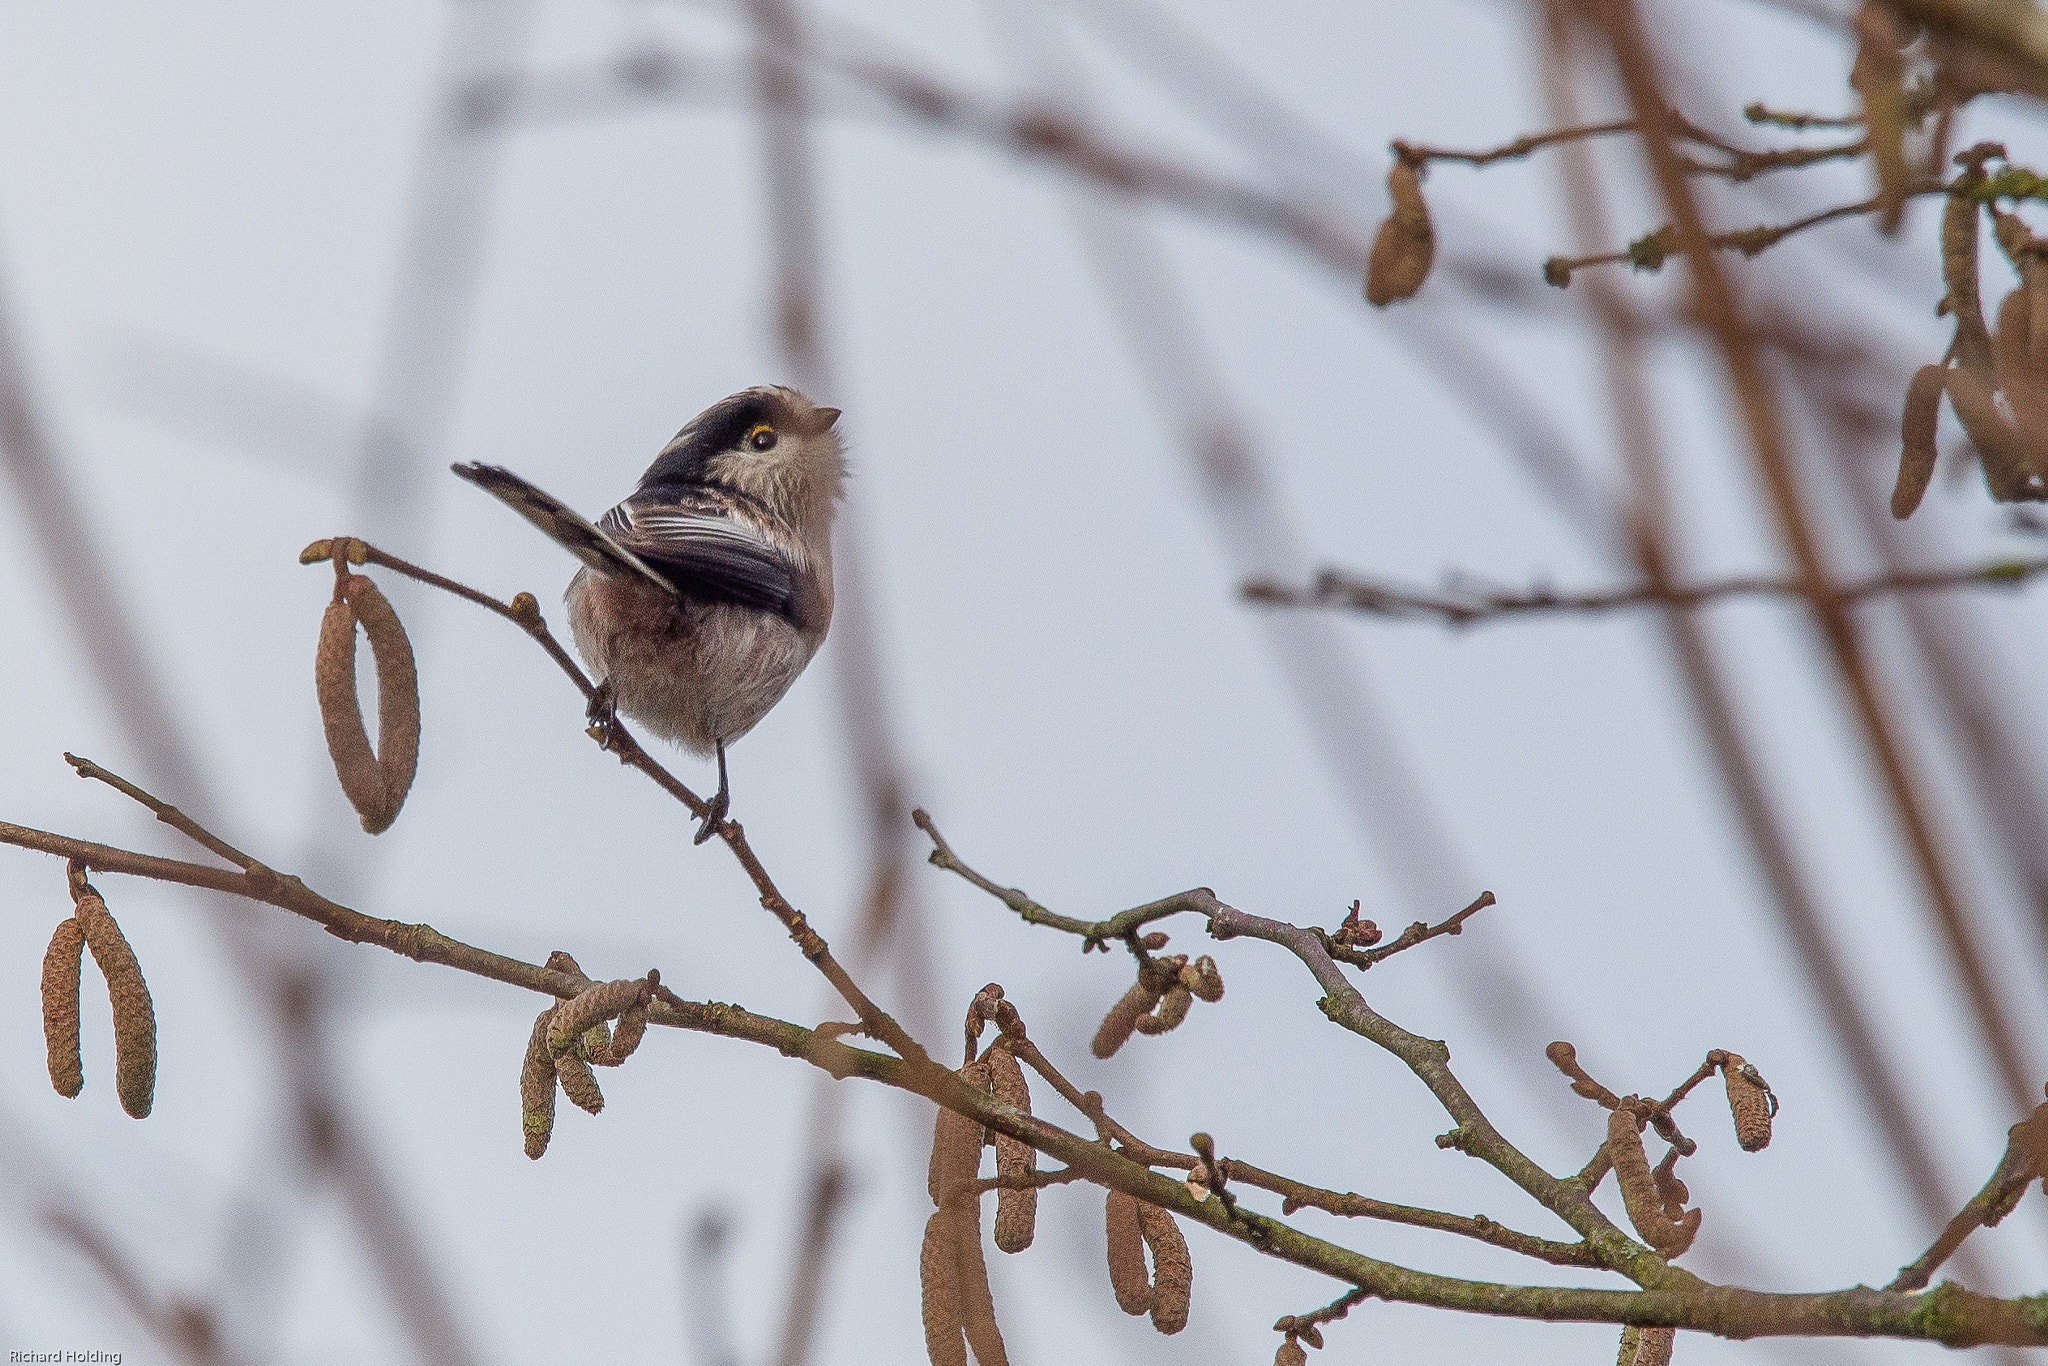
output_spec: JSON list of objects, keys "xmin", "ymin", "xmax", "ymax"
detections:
[{"xmin": 453, "ymin": 385, "xmax": 844, "ymax": 842}]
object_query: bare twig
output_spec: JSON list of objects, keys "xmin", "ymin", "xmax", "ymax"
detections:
[
  {"xmin": 1541, "ymin": 186, "xmax": 1946, "ymax": 286},
  {"xmin": 1888, "ymin": 1103, "xmax": 2048, "ymax": 1291},
  {"xmin": 1320, "ymin": 891, "xmax": 1498, "ymax": 970},
  {"xmin": 1245, "ymin": 556, "xmax": 2048, "ymax": 624}
]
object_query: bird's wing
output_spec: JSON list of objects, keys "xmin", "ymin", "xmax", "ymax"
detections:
[
  {"xmin": 450, "ymin": 462, "xmax": 674, "ymax": 594},
  {"xmin": 603, "ymin": 491, "xmax": 801, "ymax": 618}
]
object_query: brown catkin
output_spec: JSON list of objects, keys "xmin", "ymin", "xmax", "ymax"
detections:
[
  {"xmin": 1608, "ymin": 1107, "xmax": 1695, "ymax": 1257},
  {"xmin": 1366, "ymin": 161, "xmax": 1435, "ymax": 306},
  {"xmin": 1185, "ymin": 955, "xmax": 1224, "ymax": 1003},
  {"xmin": 520, "ymin": 1006, "xmax": 558, "ymax": 1159},
  {"xmin": 1105, "ymin": 1189, "xmax": 1153, "ymax": 1315},
  {"xmin": 1722, "ymin": 1053, "xmax": 1775, "ymax": 1152},
  {"xmin": 606, "ymin": 1000, "xmax": 648, "ymax": 1065},
  {"xmin": 986, "ymin": 1045, "xmax": 1036, "ymax": 1253},
  {"xmin": 1091, "ymin": 979, "xmax": 1162, "ymax": 1059},
  {"xmin": 1134, "ymin": 984, "xmax": 1193, "ymax": 1036},
  {"xmin": 929, "ymin": 1062, "xmax": 990, "ymax": 1206},
  {"xmin": 341, "ymin": 575, "xmax": 420, "ymax": 832},
  {"xmin": 555, "ymin": 1050, "xmax": 605, "ymax": 1115},
  {"xmin": 316, "ymin": 597, "xmax": 391, "ymax": 832},
  {"xmin": 41, "ymin": 918, "xmax": 85, "ymax": 1099},
  {"xmin": 1893, "ymin": 364, "xmax": 1946, "ymax": 519},
  {"xmin": 1943, "ymin": 184, "xmax": 1995, "ymax": 379},
  {"xmin": 1137, "ymin": 1202, "xmax": 1192, "ymax": 1334},
  {"xmin": 949, "ymin": 1202, "xmax": 1010, "ymax": 1366},
  {"xmin": 921, "ymin": 1211, "xmax": 968, "ymax": 1366},
  {"xmin": 74, "ymin": 887, "xmax": 155, "ymax": 1119},
  {"xmin": 1275, "ymin": 1340, "xmax": 1307, "ymax": 1366},
  {"xmin": 547, "ymin": 978, "xmax": 647, "ymax": 1058},
  {"xmin": 1850, "ymin": 10, "xmax": 1909, "ymax": 234}
]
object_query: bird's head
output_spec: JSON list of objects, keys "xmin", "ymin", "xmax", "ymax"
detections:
[{"xmin": 638, "ymin": 386, "xmax": 845, "ymax": 530}]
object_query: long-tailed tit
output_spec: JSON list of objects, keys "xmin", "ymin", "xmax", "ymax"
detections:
[{"xmin": 453, "ymin": 385, "xmax": 844, "ymax": 842}]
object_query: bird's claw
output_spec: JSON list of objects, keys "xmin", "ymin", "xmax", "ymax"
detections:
[
  {"xmin": 692, "ymin": 788, "xmax": 729, "ymax": 845},
  {"xmin": 585, "ymin": 680, "xmax": 619, "ymax": 744}
]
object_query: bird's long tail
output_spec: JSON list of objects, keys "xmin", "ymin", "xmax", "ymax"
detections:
[{"xmin": 451, "ymin": 462, "xmax": 673, "ymax": 594}]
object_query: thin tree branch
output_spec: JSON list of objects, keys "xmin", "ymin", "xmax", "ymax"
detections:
[
  {"xmin": 1888, "ymin": 1104, "xmax": 2048, "ymax": 1292},
  {"xmin": 1245, "ymin": 556, "xmax": 2048, "ymax": 624}
]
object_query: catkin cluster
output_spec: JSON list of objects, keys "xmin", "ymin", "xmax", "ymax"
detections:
[
  {"xmin": 1090, "ymin": 949, "xmax": 1224, "ymax": 1059},
  {"xmin": 921, "ymin": 1059, "xmax": 1008, "ymax": 1366},
  {"xmin": 1893, "ymin": 149, "xmax": 2048, "ymax": 517},
  {"xmin": 306, "ymin": 541, "xmax": 421, "ymax": 834},
  {"xmin": 1103, "ymin": 1188, "xmax": 1193, "ymax": 1334},
  {"xmin": 518, "ymin": 954, "xmax": 657, "ymax": 1159},
  {"xmin": 41, "ymin": 864, "xmax": 156, "ymax": 1119}
]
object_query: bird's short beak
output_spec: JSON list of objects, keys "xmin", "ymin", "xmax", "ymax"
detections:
[{"xmin": 811, "ymin": 406, "xmax": 842, "ymax": 433}]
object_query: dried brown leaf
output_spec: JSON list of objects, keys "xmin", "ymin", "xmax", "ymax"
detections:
[{"xmin": 1366, "ymin": 161, "xmax": 1434, "ymax": 306}]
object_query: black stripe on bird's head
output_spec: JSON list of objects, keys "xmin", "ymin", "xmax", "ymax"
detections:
[{"xmin": 637, "ymin": 386, "xmax": 839, "ymax": 492}]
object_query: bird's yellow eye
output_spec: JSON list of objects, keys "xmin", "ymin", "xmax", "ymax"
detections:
[{"xmin": 746, "ymin": 424, "xmax": 778, "ymax": 452}]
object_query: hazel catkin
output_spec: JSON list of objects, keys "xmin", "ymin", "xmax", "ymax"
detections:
[
  {"xmin": 1607, "ymin": 1106, "xmax": 1697, "ymax": 1258},
  {"xmin": 1366, "ymin": 160, "xmax": 1435, "ymax": 307},
  {"xmin": 1275, "ymin": 1340, "xmax": 1308, "ymax": 1366},
  {"xmin": 1092, "ymin": 979, "xmax": 1163, "ymax": 1059},
  {"xmin": 41, "ymin": 917, "xmax": 84, "ymax": 1099},
  {"xmin": 986, "ymin": 1045, "xmax": 1036, "ymax": 1253},
  {"xmin": 1104, "ymin": 1189, "xmax": 1153, "ymax": 1315},
  {"xmin": 316, "ymin": 596, "xmax": 390, "ymax": 832},
  {"xmin": 1137, "ymin": 1202, "xmax": 1192, "ymax": 1335},
  {"xmin": 1893, "ymin": 364, "xmax": 1946, "ymax": 520},
  {"xmin": 1134, "ymin": 984, "xmax": 1193, "ymax": 1036},
  {"xmin": 520, "ymin": 1005, "xmax": 558, "ymax": 1159},
  {"xmin": 342, "ymin": 574, "xmax": 420, "ymax": 830},
  {"xmin": 929, "ymin": 1062, "xmax": 990, "ymax": 1207},
  {"xmin": 921, "ymin": 1210, "xmax": 968, "ymax": 1366},
  {"xmin": 74, "ymin": 884, "xmax": 155, "ymax": 1119},
  {"xmin": 1184, "ymin": 955, "xmax": 1224, "ymax": 1003},
  {"xmin": 555, "ymin": 1048, "xmax": 605, "ymax": 1115},
  {"xmin": 1721, "ymin": 1053, "xmax": 1776, "ymax": 1152},
  {"xmin": 949, "ymin": 1201, "xmax": 1010, "ymax": 1366}
]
